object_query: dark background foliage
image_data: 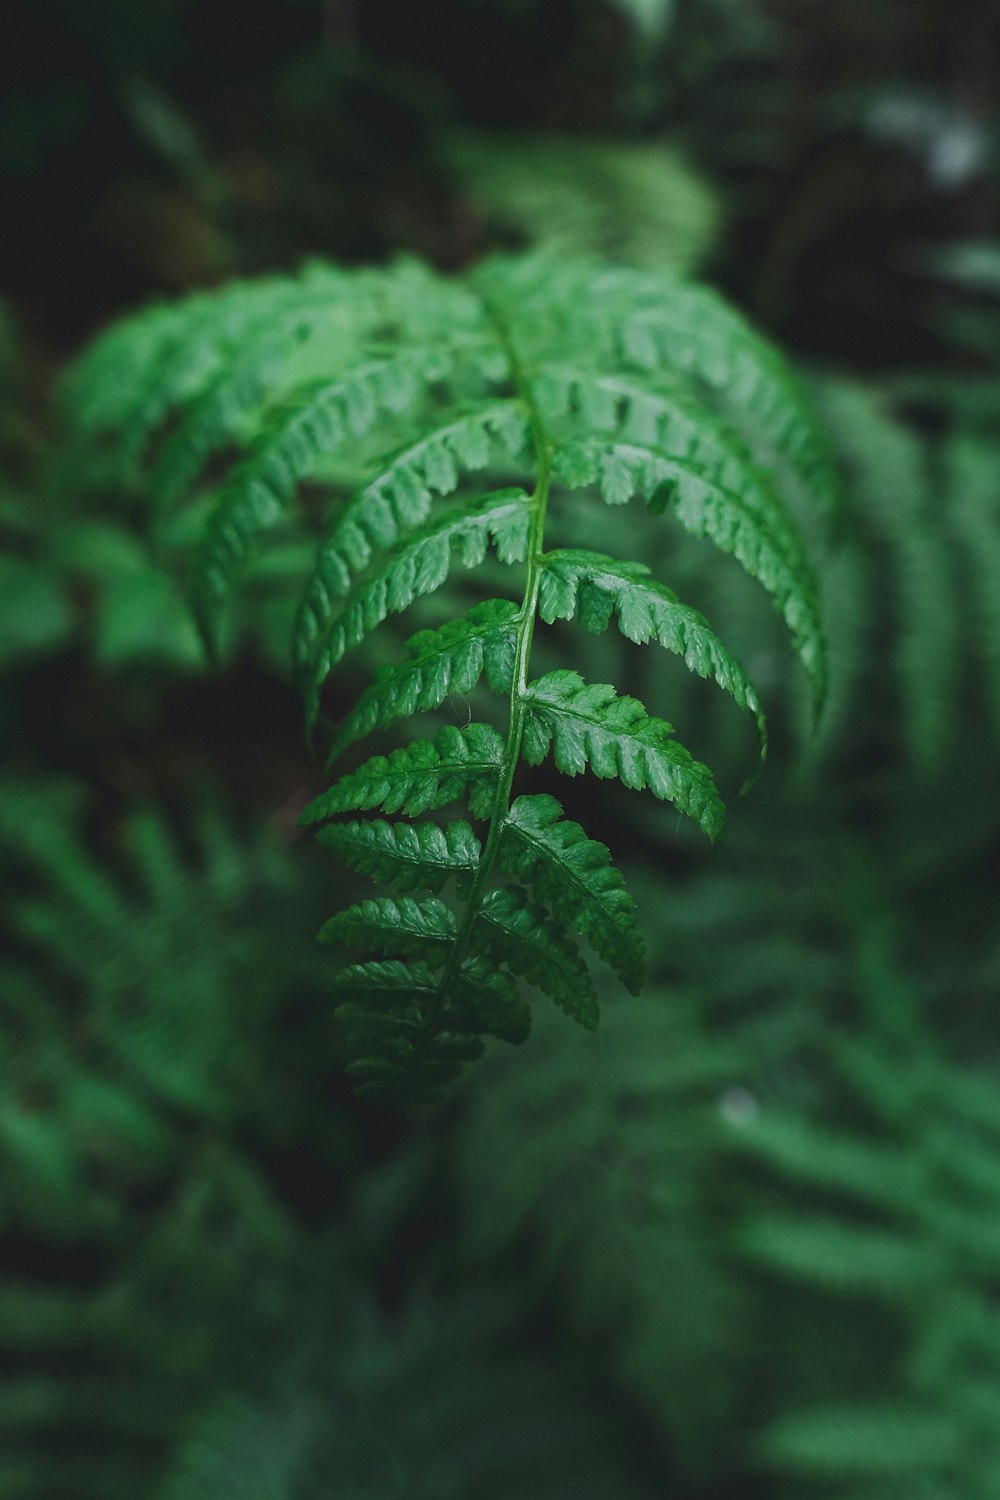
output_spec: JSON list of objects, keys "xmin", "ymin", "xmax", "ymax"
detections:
[{"xmin": 1, "ymin": 1, "xmax": 998, "ymax": 1495}]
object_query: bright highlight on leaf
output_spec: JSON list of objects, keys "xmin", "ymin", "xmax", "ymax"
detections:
[{"xmin": 64, "ymin": 252, "xmax": 832, "ymax": 1102}]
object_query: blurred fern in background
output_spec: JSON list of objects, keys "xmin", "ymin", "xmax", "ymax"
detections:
[{"xmin": 447, "ymin": 135, "xmax": 720, "ymax": 273}]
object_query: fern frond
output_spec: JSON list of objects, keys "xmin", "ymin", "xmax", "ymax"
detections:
[
  {"xmin": 67, "ymin": 270, "xmax": 355, "ymax": 473},
  {"xmin": 523, "ymin": 670, "xmax": 726, "ymax": 841},
  {"xmin": 499, "ymin": 794, "xmax": 644, "ymax": 992},
  {"xmin": 608, "ymin": 272, "xmax": 840, "ymax": 514},
  {"xmin": 474, "ymin": 886, "xmax": 598, "ymax": 1027},
  {"xmin": 319, "ymin": 896, "xmax": 457, "ymax": 961},
  {"xmin": 538, "ymin": 364, "xmax": 776, "ymax": 485},
  {"xmin": 815, "ymin": 379, "xmax": 960, "ymax": 774},
  {"xmin": 539, "ymin": 549, "xmax": 766, "ymax": 771},
  {"xmin": 449, "ymin": 958, "xmax": 532, "ymax": 1046},
  {"xmin": 303, "ymin": 489, "xmax": 531, "ymax": 725},
  {"xmin": 705, "ymin": 885, "xmax": 1000, "ymax": 1500},
  {"xmin": 191, "ymin": 351, "xmax": 466, "ymax": 652},
  {"xmin": 62, "ymin": 284, "xmax": 251, "ymax": 440},
  {"xmin": 448, "ymin": 134, "xmax": 718, "ymax": 275},
  {"xmin": 727, "ymin": 1109, "xmax": 921, "ymax": 1213},
  {"xmin": 458, "ymin": 991, "xmax": 746, "ymax": 1473},
  {"xmin": 294, "ymin": 400, "xmax": 529, "ymax": 667},
  {"xmin": 739, "ymin": 1214, "xmax": 936, "ymax": 1299},
  {"xmin": 2, "ymin": 794, "xmax": 317, "ymax": 1129},
  {"xmin": 62, "ymin": 253, "xmax": 830, "ymax": 1097},
  {"xmin": 154, "ymin": 1278, "xmax": 665, "ymax": 1500},
  {"xmin": 332, "ymin": 958, "xmax": 454, "ymax": 1037},
  {"xmin": 144, "ymin": 288, "xmax": 378, "ymax": 511},
  {"xmin": 315, "ymin": 818, "xmax": 481, "ymax": 895},
  {"xmin": 944, "ymin": 433, "xmax": 1000, "ymax": 739},
  {"xmin": 147, "ymin": 315, "xmax": 323, "ymax": 512},
  {"xmin": 298, "ymin": 723, "xmax": 505, "ymax": 823},
  {"xmin": 145, "ymin": 253, "xmax": 488, "ymax": 498},
  {"xmin": 328, "ymin": 601, "xmax": 519, "ymax": 762},
  {"xmin": 553, "ymin": 438, "xmax": 825, "ymax": 707},
  {"xmin": 333, "ymin": 957, "xmax": 528, "ymax": 1102},
  {"xmin": 758, "ymin": 1402, "xmax": 960, "ymax": 1482}
]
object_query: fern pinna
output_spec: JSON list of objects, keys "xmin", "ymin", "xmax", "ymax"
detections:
[{"xmin": 63, "ymin": 255, "xmax": 835, "ymax": 1101}]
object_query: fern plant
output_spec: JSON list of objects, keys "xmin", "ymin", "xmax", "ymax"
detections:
[
  {"xmin": 0, "ymin": 784, "xmax": 326, "ymax": 1211},
  {"xmin": 156, "ymin": 1277, "xmax": 665, "ymax": 1500},
  {"xmin": 62, "ymin": 253, "xmax": 835, "ymax": 1101},
  {"xmin": 458, "ymin": 984, "xmax": 750, "ymax": 1479},
  {"xmin": 446, "ymin": 134, "xmax": 720, "ymax": 274},
  {"xmin": 728, "ymin": 904, "xmax": 1000, "ymax": 1499},
  {"xmin": 0, "ymin": 782, "xmax": 333, "ymax": 1500}
]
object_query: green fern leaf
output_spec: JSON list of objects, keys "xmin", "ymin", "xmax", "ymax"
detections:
[
  {"xmin": 473, "ymin": 886, "xmax": 598, "ymax": 1027},
  {"xmin": 315, "ymin": 818, "xmax": 481, "ymax": 896},
  {"xmin": 142, "ymin": 276, "xmax": 377, "ymax": 508},
  {"xmin": 815, "ymin": 379, "xmax": 958, "ymax": 771},
  {"xmin": 725, "ymin": 1109, "xmax": 921, "ymax": 1216},
  {"xmin": 449, "ymin": 956, "xmax": 532, "ymax": 1045},
  {"xmin": 331, "ymin": 957, "xmax": 443, "ymax": 1021},
  {"xmin": 331, "ymin": 959, "xmax": 481, "ymax": 1102},
  {"xmin": 739, "ymin": 1214, "xmax": 936, "ymax": 1298},
  {"xmin": 328, "ymin": 600, "xmax": 519, "ymax": 762},
  {"xmin": 62, "ymin": 281, "xmax": 255, "ymax": 439},
  {"xmin": 538, "ymin": 364, "xmax": 781, "ymax": 493},
  {"xmin": 147, "ymin": 318, "xmax": 318, "ymax": 512},
  {"xmin": 609, "ymin": 271, "xmax": 840, "ymax": 514},
  {"xmin": 473, "ymin": 257, "xmax": 837, "ymax": 511},
  {"xmin": 191, "ymin": 350, "xmax": 460, "ymax": 652},
  {"xmin": 758, "ymin": 1403, "xmax": 960, "ymax": 1478},
  {"xmin": 945, "ymin": 433, "xmax": 1000, "ymax": 739},
  {"xmin": 553, "ymin": 438, "xmax": 825, "ymax": 708},
  {"xmin": 539, "ymin": 549, "xmax": 766, "ymax": 774},
  {"xmin": 294, "ymin": 400, "xmax": 529, "ymax": 667},
  {"xmin": 298, "ymin": 723, "xmax": 505, "ymax": 823},
  {"xmin": 319, "ymin": 896, "xmax": 457, "ymax": 960},
  {"xmin": 303, "ymin": 490, "xmax": 530, "ymax": 725},
  {"xmin": 522, "ymin": 670, "xmax": 726, "ymax": 842},
  {"xmin": 499, "ymin": 794, "xmax": 644, "ymax": 992},
  {"xmin": 68, "ymin": 270, "xmax": 355, "ymax": 473},
  {"xmin": 458, "ymin": 990, "xmax": 744, "ymax": 1469},
  {"xmin": 338, "ymin": 960, "xmax": 530, "ymax": 1056},
  {"xmin": 450, "ymin": 135, "xmax": 718, "ymax": 274},
  {"xmin": 333, "ymin": 955, "xmax": 529, "ymax": 1101}
]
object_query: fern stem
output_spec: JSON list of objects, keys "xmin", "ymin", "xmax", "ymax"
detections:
[{"xmin": 429, "ymin": 313, "xmax": 553, "ymax": 1013}]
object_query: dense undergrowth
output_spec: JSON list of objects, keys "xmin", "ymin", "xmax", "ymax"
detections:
[{"xmin": 1, "ymin": 1, "xmax": 998, "ymax": 1495}]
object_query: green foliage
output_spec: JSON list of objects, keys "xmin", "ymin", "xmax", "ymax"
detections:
[
  {"xmin": 299, "ymin": 723, "xmax": 506, "ymax": 823},
  {"xmin": 0, "ymin": 788, "xmax": 320, "ymax": 1155},
  {"xmin": 316, "ymin": 817, "xmax": 482, "ymax": 896},
  {"xmin": 499, "ymin": 793, "xmax": 645, "ymax": 992},
  {"xmin": 537, "ymin": 549, "xmax": 767, "ymax": 772},
  {"xmin": 727, "ymin": 922, "xmax": 1000, "ymax": 1499},
  {"xmin": 452, "ymin": 810, "xmax": 1000, "ymax": 1496},
  {"xmin": 61, "ymin": 252, "xmax": 831, "ymax": 1100},
  {"xmin": 328, "ymin": 600, "xmax": 519, "ymax": 761},
  {"xmin": 806, "ymin": 377, "xmax": 1000, "ymax": 776},
  {"xmin": 447, "ymin": 135, "xmax": 719, "ymax": 272},
  {"xmin": 154, "ymin": 1281, "xmax": 663, "ymax": 1500},
  {"xmin": 6, "ymin": 9, "xmax": 1000, "ymax": 1500},
  {"xmin": 458, "ymin": 986, "xmax": 747, "ymax": 1479},
  {"xmin": 522, "ymin": 667, "xmax": 726, "ymax": 838},
  {"xmin": 608, "ymin": 0, "xmax": 676, "ymax": 42},
  {"xmin": 0, "ymin": 553, "xmax": 74, "ymax": 670},
  {"xmin": 0, "ymin": 786, "xmax": 329, "ymax": 1499}
]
